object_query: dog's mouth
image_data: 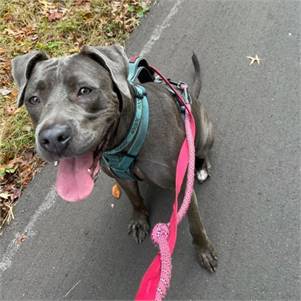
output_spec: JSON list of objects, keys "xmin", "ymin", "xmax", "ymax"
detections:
[{"xmin": 55, "ymin": 126, "xmax": 113, "ymax": 202}]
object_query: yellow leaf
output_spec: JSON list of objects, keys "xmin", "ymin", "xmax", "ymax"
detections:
[{"xmin": 112, "ymin": 183, "xmax": 121, "ymax": 199}]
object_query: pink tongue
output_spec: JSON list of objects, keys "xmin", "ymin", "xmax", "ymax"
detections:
[{"xmin": 56, "ymin": 152, "xmax": 96, "ymax": 202}]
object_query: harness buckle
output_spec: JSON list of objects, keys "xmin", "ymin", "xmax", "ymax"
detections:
[{"xmin": 132, "ymin": 84, "xmax": 146, "ymax": 99}]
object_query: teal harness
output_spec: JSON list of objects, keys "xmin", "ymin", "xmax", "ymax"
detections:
[{"xmin": 101, "ymin": 57, "xmax": 151, "ymax": 180}]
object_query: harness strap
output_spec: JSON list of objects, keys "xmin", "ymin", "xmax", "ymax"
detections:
[
  {"xmin": 128, "ymin": 56, "xmax": 155, "ymax": 83},
  {"xmin": 101, "ymin": 57, "xmax": 150, "ymax": 180},
  {"xmin": 103, "ymin": 91, "xmax": 143, "ymax": 156}
]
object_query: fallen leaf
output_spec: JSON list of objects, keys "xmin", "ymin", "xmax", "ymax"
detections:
[
  {"xmin": 5, "ymin": 106, "xmax": 16, "ymax": 115},
  {"xmin": 12, "ymin": 188, "xmax": 22, "ymax": 200},
  {"xmin": 31, "ymin": 34, "xmax": 39, "ymax": 41},
  {"xmin": 16, "ymin": 233, "xmax": 27, "ymax": 244},
  {"xmin": 0, "ymin": 192, "xmax": 10, "ymax": 200},
  {"xmin": 11, "ymin": 89, "xmax": 18, "ymax": 98},
  {"xmin": 1, "ymin": 202, "xmax": 15, "ymax": 225},
  {"xmin": 75, "ymin": 0, "xmax": 90, "ymax": 5},
  {"xmin": 48, "ymin": 9, "xmax": 64, "ymax": 22},
  {"xmin": 68, "ymin": 47, "xmax": 80, "ymax": 53},
  {"xmin": 112, "ymin": 183, "xmax": 121, "ymax": 199},
  {"xmin": 38, "ymin": 0, "xmax": 56, "ymax": 15},
  {"xmin": 22, "ymin": 125, "xmax": 32, "ymax": 132},
  {"xmin": 0, "ymin": 88, "xmax": 11, "ymax": 96},
  {"xmin": 23, "ymin": 150, "xmax": 35, "ymax": 160},
  {"xmin": 247, "ymin": 54, "xmax": 262, "ymax": 65},
  {"xmin": 0, "ymin": 166, "xmax": 17, "ymax": 177}
]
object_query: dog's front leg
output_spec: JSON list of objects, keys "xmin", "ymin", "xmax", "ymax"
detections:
[
  {"xmin": 188, "ymin": 191, "xmax": 218, "ymax": 272},
  {"xmin": 115, "ymin": 179, "xmax": 150, "ymax": 244}
]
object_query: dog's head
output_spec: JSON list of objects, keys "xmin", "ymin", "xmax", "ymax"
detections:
[{"xmin": 12, "ymin": 45, "xmax": 131, "ymax": 201}]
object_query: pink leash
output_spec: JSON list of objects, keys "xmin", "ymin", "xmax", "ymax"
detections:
[{"xmin": 135, "ymin": 66, "xmax": 196, "ymax": 301}]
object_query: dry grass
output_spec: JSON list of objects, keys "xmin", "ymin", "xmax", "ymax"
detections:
[{"xmin": 0, "ymin": 0, "xmax": 151, "ymax": 232}]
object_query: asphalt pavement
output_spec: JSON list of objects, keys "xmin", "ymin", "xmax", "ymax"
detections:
[{"xmin": 1, "ymin": 0, "xmax": 300, "ymax": 300}]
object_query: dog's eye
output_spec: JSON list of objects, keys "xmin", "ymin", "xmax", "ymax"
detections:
[
  {"xmin": 28, "ymin": 96, "xmax": 40, "ymax": 105},
  {"xmin": 78, "ymin": 87, "xmax": 92, "ymax": 96}
]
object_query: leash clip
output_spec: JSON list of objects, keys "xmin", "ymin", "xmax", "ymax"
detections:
[
  {"xmin": 176, "ymin": 81, "xmax": 191, "ymax": 115},
  {"xmin": 178, "ymin": 82, "xmax": 191, "ymax": 104}
]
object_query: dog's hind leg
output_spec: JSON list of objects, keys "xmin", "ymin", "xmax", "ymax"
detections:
[
  {"xmin": 115, "ymin": 179, "xmax": 150, "ymax": 244},
  {"xmin": 191, "ymin": 53, "xmax": 214, "ymax": 183},
  {"xmin": 194, "ymin": 103, "xmax": 214, "ymax": 183},
  {"xmin": 187, "ymin": 191, "xmax": 218, "ymax": 272},
  {"xmin": 195, "ymin": 156, "xmax": 212, "ymax": 183}
]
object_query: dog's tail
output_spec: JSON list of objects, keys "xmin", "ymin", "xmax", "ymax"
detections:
[{"xmin": 191, "ymin": 53, "xmax": 201, "ymax": 100}]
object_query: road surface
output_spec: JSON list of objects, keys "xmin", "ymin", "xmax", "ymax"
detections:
[{"xmin": 1, "ymin": 0, "xmax": 300, "ymax": 299}]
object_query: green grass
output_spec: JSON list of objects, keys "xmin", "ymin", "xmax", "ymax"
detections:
[{"xmin": 0, "ymin": 104, "xmax": 34, "ymax": 163}]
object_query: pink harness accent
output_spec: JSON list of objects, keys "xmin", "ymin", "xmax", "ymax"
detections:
[{"xmin": 135, "ymin": 66, "xmax": 196, "ymax": 301}]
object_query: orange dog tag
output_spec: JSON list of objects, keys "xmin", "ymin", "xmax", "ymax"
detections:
[{"xmin": 112, "ymin": 183, "xmax": 121, "ymax": 199}]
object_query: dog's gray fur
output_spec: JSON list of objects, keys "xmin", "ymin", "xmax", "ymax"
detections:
[{"xmin": 12, "ymin": 45, "xmax": 217, "ymax": 272}]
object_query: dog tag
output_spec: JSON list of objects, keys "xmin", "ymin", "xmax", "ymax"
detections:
[{"xmin": 112, "ymin": 183, "xmax": 121, "ymax": 199}]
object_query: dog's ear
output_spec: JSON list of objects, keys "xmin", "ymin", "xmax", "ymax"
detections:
[
  {"xmin": 11, "ymin": 51, "xmax": 48, "ymax": 107},
  {"xmin": 80, "ymin": 45, "xmax": 131, "ymax": 101}
]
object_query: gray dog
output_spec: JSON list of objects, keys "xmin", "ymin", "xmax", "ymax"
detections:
[{"xmin": 12, "ymin": 45, "xmax": 217, "ymax": 272}]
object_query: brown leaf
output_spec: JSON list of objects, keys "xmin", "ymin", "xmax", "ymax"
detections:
[
  {"xmin": 11, "ymin": 89, "xmax": 18, "ymax": 98},
  {"xmin": 16, "ymin": 233, "xmax": 27, "ymax": 244},
  {"xmin": 48, "ymin": 9, "xmax": 64, "ymax": 22},
  {"xmin": 75, "ymin": 0, "xmax": 90, "ymax": 5},
  {"xmin": 23, "ymin": 150, "xmax": 35, "ymax": 161},
  {"xmin": 5, "ymin": 106, "xmax": 16, "ymax": 115},
  {"xmin": 12, "ymin": 188, "xmax": 22, "ymax": 201}
]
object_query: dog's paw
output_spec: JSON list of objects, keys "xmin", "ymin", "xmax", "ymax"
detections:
[
  {"xmin": 195, "ymin": 241, "xmax": 218, "ymax": 272},
  {"xmin": 196, "ymin": 168, "xmax": 210, "ymax": 183},
  {"xmin": 128, "ymin": 213, "xmax": 150, "ymax": 244},
  {"xmin": 196, "ymin": 157, "xmax": 212, "ymax": 184}
]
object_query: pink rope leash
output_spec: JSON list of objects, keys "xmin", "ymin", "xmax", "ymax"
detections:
[
  {"xmin": 177, "ymin": 108, "xmax": 196, "ymax": 223},
  {"xmin": 152, "ymin": 112, "xmax": 195, "ymax": 301},
  {"xmin": 151, "ymin": 223, "xmax": 172, "ymax": 300},
  {"xmin": 135, "ymin": 66, "xmax": 196, "ymax": 301}
]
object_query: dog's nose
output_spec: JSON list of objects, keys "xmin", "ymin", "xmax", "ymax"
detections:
[{"xmin": 39, "ymin": 124, "xmax": 72, "ymax": 154}]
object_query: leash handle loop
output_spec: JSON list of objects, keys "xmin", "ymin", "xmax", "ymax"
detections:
[{"xmin": 151, "ymin": 223, "xmax": 172, "ymax": 301}]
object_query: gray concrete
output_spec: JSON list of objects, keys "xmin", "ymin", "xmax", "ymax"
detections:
[{"xmin": 1, "ymin": 0, "xmax": 300, "ymax": 299}]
